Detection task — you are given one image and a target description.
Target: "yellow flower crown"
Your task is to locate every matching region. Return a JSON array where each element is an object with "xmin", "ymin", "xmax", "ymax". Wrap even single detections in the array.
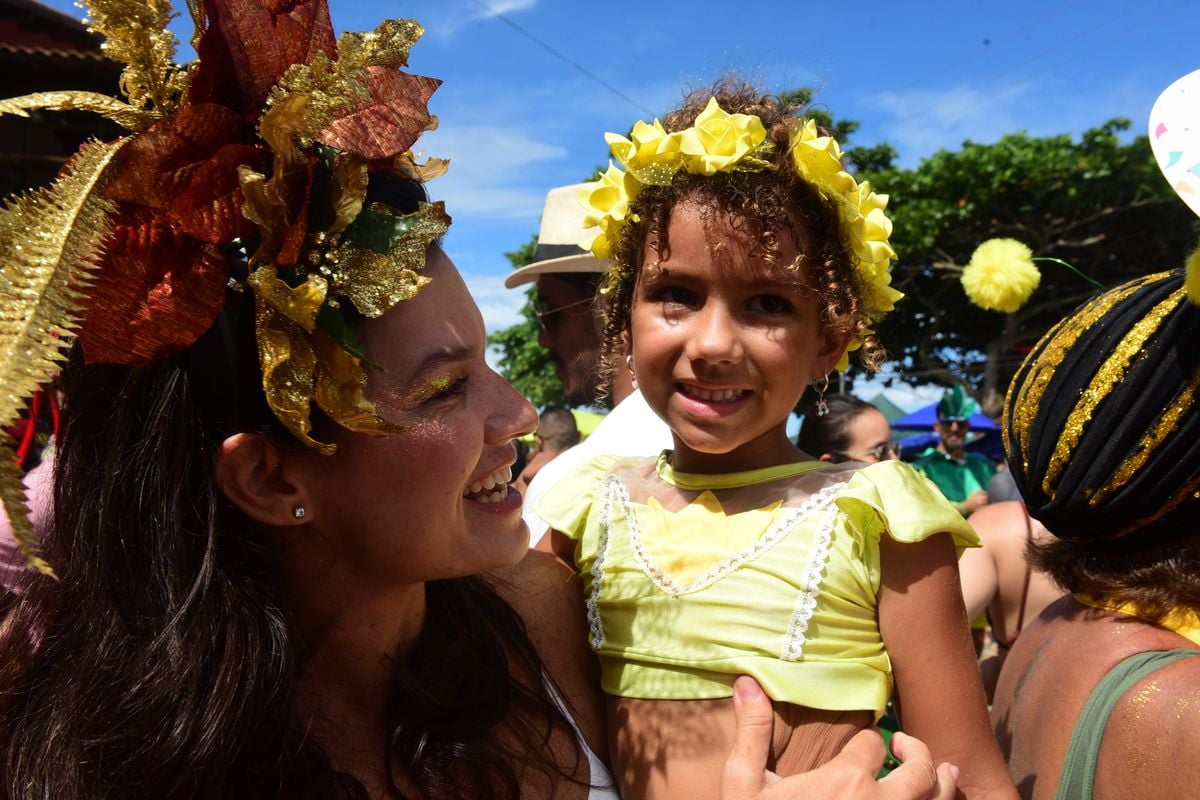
[{"xmin": 578, "ymin": 98, "xmax": 903, "ymax": 366}]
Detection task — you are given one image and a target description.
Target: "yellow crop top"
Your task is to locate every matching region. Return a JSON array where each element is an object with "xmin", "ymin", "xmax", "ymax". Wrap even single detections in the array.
[{"xmin": 537, "ymin": 454, "xmax": 979, "ymax": 718}]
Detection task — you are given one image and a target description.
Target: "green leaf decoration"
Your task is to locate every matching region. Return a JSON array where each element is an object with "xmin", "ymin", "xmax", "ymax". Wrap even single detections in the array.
[{"xmin": 340, "ymin": 208, "xmax": 413, "ymax": 253}]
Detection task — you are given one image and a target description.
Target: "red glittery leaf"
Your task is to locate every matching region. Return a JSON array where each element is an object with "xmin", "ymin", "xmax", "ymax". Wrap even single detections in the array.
[
  {"xmin": 276, "ymin": 153, "xmax": 317, "ymax": 267},
  {"xmin": 107, "ymin": 104, "xmax": 247, "ymax": 210},
  {"xmin": 80, "ymin": 208, "xmax": 230, "ymax": 365},
  {"xmin": 169, "ymin": 142, "xmax": 264, "ymax": 243},
  {"xmin": 191, "ymin": 0, "xmax": 336, "ymax": 114},
  {"xmin": 316, "ymin": 68, "xmax": 441, "ymax": 160}
]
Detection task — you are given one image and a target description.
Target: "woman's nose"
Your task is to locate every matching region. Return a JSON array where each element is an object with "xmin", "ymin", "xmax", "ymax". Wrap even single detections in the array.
[{"xmin": 486, "ymin": 370, "xmax": 538, "ymax": 444}]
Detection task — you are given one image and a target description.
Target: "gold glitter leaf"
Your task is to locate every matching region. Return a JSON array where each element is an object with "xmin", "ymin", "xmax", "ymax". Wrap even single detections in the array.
[
  {"xmin": 0, "ymin": 458, "xmax": 53, "ymax": 577},
  {"xmin": 0, "ymin": 91, "xmax": 158, "ymax": 132},
  {"xmin": 0, "ymin": 137, "xmax": 126, "ymax": 575},
  {"xmin": 311, "ymin": 331, "xmax": 405, "ymax": 438},
  {"xmin": 393, "ymin": 151, "xmax": 450, "ymax": 183},
  {"xmin": 241, "ymin": 93, "xmax": 312, "ymax": 264},
  {"xmin": 336, "ymin": 19, "xmax": 423, "ymax": 71},
  {"xmin": 334, "ymin": 201, "xmax": 448, "ymax": 317},
  {"xmin": 83, "ymin": 0, "xmax": 189, "ymax": 113},
  {"xmin": 254, "ymin": 294, "xmax": 334, "ymax": 455},
  {"xmin": 246, "ymin": 265, "xmax": 328, "ymax": 332},
  {"xmin": 328, "ymin": 153, "xmax": 368, "ymax": 237}
]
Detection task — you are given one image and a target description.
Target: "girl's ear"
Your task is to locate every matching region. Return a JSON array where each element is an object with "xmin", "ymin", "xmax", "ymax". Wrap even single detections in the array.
[
  {"xmin": 214, "ymin": 433, "xmax": 313, "ymax": 527},
  {"xmin": 818, "ymin": 453, "xmax": 835, "ymax": 462},
  {"xmin": 813, "ymin": 329, "xmax": 853, "ymax": 378}
]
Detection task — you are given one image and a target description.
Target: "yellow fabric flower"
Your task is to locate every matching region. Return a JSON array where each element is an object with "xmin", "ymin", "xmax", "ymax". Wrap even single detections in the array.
[
  {"xmin": 578, "ymin": 97, "xmax": 902, "ymax": 339},
  {"xmin": 1186, "ymin": 244, "xmax": 1200, "ymax": 306},
  {"xmin": 962, "ymin": 238, "xmax": 1042, "ymax": 313},
  {"xmin": 579, "ymin": 161, "xmax": 638, "ymax": 260},
  {"xmin": 676, "ymin": 97, "xmax": 767, "ymax": 176},
  {"xmin": 790, "ymin": 119, "xmax": 856, "ymax": 196},
  {"xmin": 606, "ymin": 119, "xmax": 682, "ymax": 186}
]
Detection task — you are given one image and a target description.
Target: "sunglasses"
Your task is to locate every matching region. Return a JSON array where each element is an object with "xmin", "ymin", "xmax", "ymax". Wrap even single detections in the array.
[{"xmin": 533, "ymin": 296, "xmax": 592, "ymax": 332}]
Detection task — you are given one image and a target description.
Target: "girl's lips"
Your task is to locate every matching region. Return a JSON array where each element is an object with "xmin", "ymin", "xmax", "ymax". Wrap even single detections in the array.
[{"xmin": 673, "ymin": 383, "xmax": 753, "ymax": 419}]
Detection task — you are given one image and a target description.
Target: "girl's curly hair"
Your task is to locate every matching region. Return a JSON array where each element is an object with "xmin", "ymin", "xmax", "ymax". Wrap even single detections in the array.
[{"xmin": 598, "ymin": 79, "xmax": 886, "ymax": 396}]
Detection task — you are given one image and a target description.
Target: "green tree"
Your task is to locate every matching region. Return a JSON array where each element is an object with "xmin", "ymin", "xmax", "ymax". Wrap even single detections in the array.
[
  {"xmin": 863, "ymin": 119, "xmax": 1198, "ymax": 413},
  {"xmin": 486, "ymin": 235, "xmax": 567, "ymax": 407}
]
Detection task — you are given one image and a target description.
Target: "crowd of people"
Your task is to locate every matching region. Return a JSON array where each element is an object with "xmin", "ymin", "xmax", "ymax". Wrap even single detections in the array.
[{"xmin": 0, "ymin": 1, "xmax": 1196, "ymax": 798}]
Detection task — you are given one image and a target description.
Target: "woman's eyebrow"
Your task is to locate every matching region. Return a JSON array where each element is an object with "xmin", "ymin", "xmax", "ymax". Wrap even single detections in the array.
[{"xmin": 410, "ymin": 344, "xmax": 476, "ymax": 383}]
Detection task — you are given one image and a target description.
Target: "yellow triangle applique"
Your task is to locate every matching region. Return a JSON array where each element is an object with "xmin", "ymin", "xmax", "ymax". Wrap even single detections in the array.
[{"xmin": 633, "ymin": 492, "xmax": 784, "ymax": 588}]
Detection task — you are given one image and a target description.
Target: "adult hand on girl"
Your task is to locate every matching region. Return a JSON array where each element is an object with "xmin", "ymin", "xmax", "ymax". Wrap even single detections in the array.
[{"xmin": 721, "ymin": 677, "xmax": 958, "ymax": 800}]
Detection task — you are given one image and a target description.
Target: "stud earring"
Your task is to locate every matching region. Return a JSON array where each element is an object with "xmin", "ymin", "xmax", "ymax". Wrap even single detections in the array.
[
  {"xmin": 292, "ymin": 506, "xmax": 307, "ymax": 519},
  {"xmin": 813, "ymin": 374, "xmax": 830, "ymax": 417}
]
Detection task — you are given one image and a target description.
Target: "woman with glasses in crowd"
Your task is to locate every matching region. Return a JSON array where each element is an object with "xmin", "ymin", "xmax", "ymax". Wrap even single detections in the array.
[{"xmin": 797, "ymin": 395, "xmax": 899, "ymax": 464}]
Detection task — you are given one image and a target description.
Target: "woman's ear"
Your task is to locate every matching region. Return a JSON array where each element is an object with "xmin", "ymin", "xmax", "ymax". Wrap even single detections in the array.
[
  {"xmin": 214, "ymin": 433, "xmax": 313, "ymax": 527},
  {"xmin": 818, "ymin": 453, "xmax": 835, "ymax": 463}
]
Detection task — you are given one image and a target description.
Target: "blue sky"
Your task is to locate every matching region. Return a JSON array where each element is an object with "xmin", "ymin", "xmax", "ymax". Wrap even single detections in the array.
[{"xmin": 39, "ymin": 0, "xmax": 1198, "ymax": 405}]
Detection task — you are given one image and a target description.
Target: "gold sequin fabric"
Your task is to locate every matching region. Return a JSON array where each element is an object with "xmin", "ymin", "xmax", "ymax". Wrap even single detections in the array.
[{"xmin": 1002, "ymin": 269, "xmax": 1200, "ymax": 543}]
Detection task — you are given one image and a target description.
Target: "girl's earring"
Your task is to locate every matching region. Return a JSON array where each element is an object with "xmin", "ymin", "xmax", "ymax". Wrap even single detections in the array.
[
  {"xmin": 625, "ymin": 354, "xmax": 635, "ymax": 377},
  {"xmin": 813, "ymin": 374, "xmax": 830, "ymax": 417}
]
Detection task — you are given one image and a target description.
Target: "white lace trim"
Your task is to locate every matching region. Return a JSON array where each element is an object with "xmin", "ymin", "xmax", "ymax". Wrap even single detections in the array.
[
  {"xmin": 780, "ymin": 501, "xmax": 842, "ymax": 661},
  {"xmin": 614, "ymin": 477, "xmax": 848, "ymax": 598},
  {"xmin": 587, "ymin": 475, "xmax": 622, "ymax": 650}
]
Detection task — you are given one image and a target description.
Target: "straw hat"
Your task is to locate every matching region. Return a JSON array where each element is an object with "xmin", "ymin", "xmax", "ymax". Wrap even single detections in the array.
[{"xmin": 504, "ymin": 183, "xmax": 609, "ymax": 288}]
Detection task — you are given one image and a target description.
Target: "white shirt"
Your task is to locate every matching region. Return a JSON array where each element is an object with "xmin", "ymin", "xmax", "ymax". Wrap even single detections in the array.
[{"xmin": 522, "ymin": 389, "xmax": 672, "ymax": 545}]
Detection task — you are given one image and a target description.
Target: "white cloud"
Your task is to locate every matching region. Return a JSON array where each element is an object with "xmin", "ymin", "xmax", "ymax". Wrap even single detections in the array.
[
  {"xmin": 463, "ymin": 271, "xmax": 528, "ymax": 332},
  {"xmin": 870, "ymin": 81, "xmax": 1035, "ymax": 165},
  {"xmin": 428, "ymin": 0, "xmax": 537, "ymax": 37},
  {"xmin": 420, "ymin": 123, "xmax": 568, "ymax": 218}
]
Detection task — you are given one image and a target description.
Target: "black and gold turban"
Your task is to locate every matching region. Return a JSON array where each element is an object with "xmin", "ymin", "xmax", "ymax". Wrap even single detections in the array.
[{"xmin": 1003, "ymin": 269, "xmax": 1200, "ymax": 543}]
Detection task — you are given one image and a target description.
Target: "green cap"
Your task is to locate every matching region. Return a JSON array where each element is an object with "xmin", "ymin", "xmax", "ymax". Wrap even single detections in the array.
[{"xmin": 937, "ymin": 385, "xmax": 977, "ymax": 421}]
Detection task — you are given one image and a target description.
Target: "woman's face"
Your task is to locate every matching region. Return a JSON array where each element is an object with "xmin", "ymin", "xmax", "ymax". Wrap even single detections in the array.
[
  {"xmin": 838, "ymin": 408, "xmax": 896, "ymax": 463},
  {"xmin": 300, "ymin": 249, "xmax": 538, "ymax": 586}
]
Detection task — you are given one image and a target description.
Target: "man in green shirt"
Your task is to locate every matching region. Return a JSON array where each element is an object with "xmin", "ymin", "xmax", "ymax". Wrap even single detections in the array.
[{"xmin": 914, "ymin": 386, "xmax": 996, "ymax": 515}]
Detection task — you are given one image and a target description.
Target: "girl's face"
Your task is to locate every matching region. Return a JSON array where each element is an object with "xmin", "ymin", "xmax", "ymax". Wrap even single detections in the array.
[
  {"xmin": 630, "ymin": 199, "xmax": 846, "ymax": 474},
  {"xmin": 299, "ymin": 249, "xmax": 538, "ymax": 587},
  {"xmin": 838, "ymin": 408, "xmax": 897, "ymax": 463}
]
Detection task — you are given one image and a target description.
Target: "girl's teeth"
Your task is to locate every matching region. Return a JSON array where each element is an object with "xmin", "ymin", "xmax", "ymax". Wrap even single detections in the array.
[{"xmin": 686, "ymin": 386, "xmax": 744, "ymax": 402}]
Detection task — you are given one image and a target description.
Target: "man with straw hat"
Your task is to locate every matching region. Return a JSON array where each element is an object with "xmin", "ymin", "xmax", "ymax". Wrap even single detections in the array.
[{"xmin": 505, "ymin": 184, "xmax": 670, "ymax": 544}]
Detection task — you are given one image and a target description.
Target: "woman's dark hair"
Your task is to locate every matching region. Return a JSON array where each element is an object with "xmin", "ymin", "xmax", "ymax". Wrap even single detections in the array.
[
  {"xmin": 796, "ymin": 394, "xmax": 876, "ymax": 461},
  {"xmin": 599, "ymin": 79, "xmax": 886, "ymax": 393},
  {"xmin": 0, "ymin": 175, "xmax": 584, "ymax": 798}
]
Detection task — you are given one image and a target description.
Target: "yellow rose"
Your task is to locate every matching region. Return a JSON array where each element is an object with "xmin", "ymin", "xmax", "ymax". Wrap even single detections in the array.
[
  {"xmin": 578, "ymin": 162, "xmax": 639, "ymax": 259},
  {"xmin": 607, "ymin": 119, "xmax": 682, "ymax": 185},
  {"xmin": 677, "ymin": 98, "xmax": 767, "ymax": 176},
  {"xmin": 790, "ymin": 120, "xmax": 856, "ymax": 196}
]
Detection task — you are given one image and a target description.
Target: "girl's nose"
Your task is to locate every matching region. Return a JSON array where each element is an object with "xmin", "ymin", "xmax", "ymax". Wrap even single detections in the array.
[{"xmin": 687, "ymin": 304, "xmax": 742, "ymax": 365}]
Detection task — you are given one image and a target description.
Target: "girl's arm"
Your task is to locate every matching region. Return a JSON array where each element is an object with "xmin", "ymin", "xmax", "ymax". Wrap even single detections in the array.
[
  {"xmin": 535, "ymin": 528, "xmax": 577, "ymax": 566},
  {"xmin": 878, "ymin": 533, "xmax": 1017, "ymax": 800}
]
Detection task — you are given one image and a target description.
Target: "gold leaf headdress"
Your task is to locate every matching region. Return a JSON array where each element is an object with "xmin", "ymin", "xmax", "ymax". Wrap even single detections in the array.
[{"xmin": 0, "ymin": 0, "xmax": 450, "ymax": 573}]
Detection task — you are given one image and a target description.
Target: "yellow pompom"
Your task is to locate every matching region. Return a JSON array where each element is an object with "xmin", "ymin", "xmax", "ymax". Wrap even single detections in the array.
[
  {"xmin": 962, "ymin": 238, "xmax": 1042, "ymax": 313},
  {"xmin": 1186, "ymin": 244, "xmax": 1200, "ymax": 306}
]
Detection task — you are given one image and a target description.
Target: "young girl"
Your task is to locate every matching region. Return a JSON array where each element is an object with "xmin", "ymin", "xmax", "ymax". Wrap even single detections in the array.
[{"xmin": 537, "ymin": 83, "xmax": 1016, "ymax": 799}]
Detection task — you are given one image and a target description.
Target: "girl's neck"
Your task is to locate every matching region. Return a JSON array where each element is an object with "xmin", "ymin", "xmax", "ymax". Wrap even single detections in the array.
[{"xmin": 670, "ymin": 430, "xmax": 805, "ymax": 474}]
